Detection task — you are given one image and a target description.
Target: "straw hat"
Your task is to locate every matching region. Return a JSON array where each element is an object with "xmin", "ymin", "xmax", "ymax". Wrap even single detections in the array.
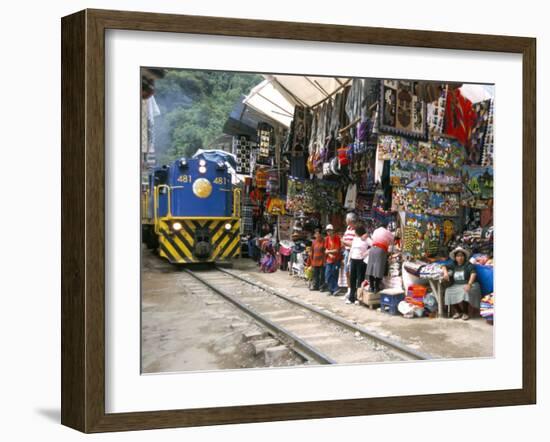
[{"xmin": 449, "ymin": 246, "xmax": 471, "ymax": 261}]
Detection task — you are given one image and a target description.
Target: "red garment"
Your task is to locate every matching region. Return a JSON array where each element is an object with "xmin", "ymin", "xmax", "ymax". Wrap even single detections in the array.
[
  {"xmin": 310, "ymin": 238, "xmax": 326, "ymax": 267},
  {"xmin": 373, "ymin": 242, "xmax": 389, "ymax": 252},
  {"xmin": 444, "ymin": 88, "xmax": 476, "ymax": 146},
  {"xmin": 324, "ymin": 234, "xmax": 342, "ymax": 264},
  {"xmin": 249, "ymin": 188, "xmax": 264, "ymax": 216}
]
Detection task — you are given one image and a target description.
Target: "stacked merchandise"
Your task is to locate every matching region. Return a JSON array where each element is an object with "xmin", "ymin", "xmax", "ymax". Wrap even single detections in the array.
[
  {"xmin": 383, "ymin": 251, "xmax": 403, "ymax": 289},
  {"xmin": 450, "ymin": 226, "xmax": 494, "ymax": 255},
  {"xmin": 480, "ymin": 293, "xmax": 494, "ymax": 324},
  {"xmin": 233, "ymin": 135, "xmax": 252, "ymax": 175},
  {"xmin": 418, "ymin": 263, "xmax": 445, "ymax": 280}
]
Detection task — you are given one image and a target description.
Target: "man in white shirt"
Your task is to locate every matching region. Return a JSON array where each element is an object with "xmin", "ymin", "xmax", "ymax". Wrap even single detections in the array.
[{"xmin": 342, "ymin": 212, "xmax": 357, "ymax": 297}]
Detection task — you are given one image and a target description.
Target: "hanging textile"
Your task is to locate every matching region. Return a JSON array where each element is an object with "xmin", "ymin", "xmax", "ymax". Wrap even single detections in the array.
[
  {"xmin": 241, "ymin": 205, "xmax": 254, "ymax": 234},
  {"xmin": 481, "ymin": 99, "xmax": 494, "ymax": 167},
  {"xmin": 357, "ymin": 145, "xmax": 377, "ymax": 192},
  {"xmin": 399, "ymin": 137, "xmax": 419, "ymax": 162},
  {"xmin": 327, "ymin": 92, "xmax": 343, "ymax": 141},
  {"xmin": 427, "ymin": 192, "xmax": 461, "ymax": 217},
  {"xmin": 427, "ymin": 166, "xmax": 463, "ymax": 192},
  {"xmin": 468, "ymin": 99, "xmax": 492, "ymax": 165},
  {"xmin": 266, "ymin": 170, "xmax": 279, "ymax": 195},
  {"xmin": 255, "ymin": 167, "xmax": 268, "ymax": 189},
  {"xmin": 291, "ymin": 105, "xmax": 307, "ymax": 150},
  {"xmin": 285, "ymin": 177, "xmax": 305, "ymax": 214},
  {"xmin": 403, "ymin": 214, "xmax": 441, "ymax": 259},
  {"xmin": 431, "ymin": 136, "xmax": 466, "ymax": 169},
  {"xmin": 417, "ymin": 141, "xmax": 435, "ymax": 165},
  {"xmin": 233, "ymin": 135, "xmax": 252, "ymax": 175},
  {"xmin": 426, "ymin": 85, "xmax": 448, "ymax": 135},
  {"xmin": 257, "ymin": 122, "xmax": 275, "ymax": 166},
  {"xmin": 461, "ymin": 166, "xmax": 494, "ymax": 208},
  {"xmin": 390, "ymin": 160, "xmax": 428, "ymax": 188},
  {"xmin": 444, "ymin": 87, "xmax": 476, "ymax": 146},
  {"xmin": 391, "ymin": 187, "xmax": 429, "ymax": 214},
  {"xmin": 379, "ymin": 79, "xmax": 428, "ymax": 140},
  {"xmin": 344, "ymin": 183, "xmax": 357, "ymax": 209},
  {"xmin": 377, "ymin": 134, "xmax": 400, "ymax": 160},
  {"xmin": 345, "ymin": 78, "xmax": 368, "ymax": 123}
]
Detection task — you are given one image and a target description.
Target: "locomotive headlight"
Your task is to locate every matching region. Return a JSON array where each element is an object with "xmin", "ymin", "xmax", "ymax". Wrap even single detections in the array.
[
  {"xmin": 199, "ymin": 159, "xmax": 206, "ymax": 166},
  {"xmin": 224, "ymin": 223, "xmax": 232, "ymax": 231},
  {"xmin": 172, "ymin": 222, "xmax": 182, "ymax": 231},
  {"xmin": 199, "ymin": 166, "xmax": 207, "ymax": 174},
  {"xmin": 192, "ymin": 178, "xmax": 213, "ymax": 198}
]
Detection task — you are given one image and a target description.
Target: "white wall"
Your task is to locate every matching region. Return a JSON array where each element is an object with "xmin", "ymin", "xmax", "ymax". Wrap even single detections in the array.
[{"xmin": 0, "ymin": 0, "xmax": 546, "ymax": 440}]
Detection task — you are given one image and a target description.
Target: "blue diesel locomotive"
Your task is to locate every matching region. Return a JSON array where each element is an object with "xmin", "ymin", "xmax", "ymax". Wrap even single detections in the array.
[{"xmin": 142, "ymin": 155, "xmax": 241, "ymax": 263}]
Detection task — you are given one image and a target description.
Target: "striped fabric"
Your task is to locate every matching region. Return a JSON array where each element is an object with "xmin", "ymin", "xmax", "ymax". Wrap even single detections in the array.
[{"xmin": 343, "ymin": 226, "xmax": 355, "ymax": 250}]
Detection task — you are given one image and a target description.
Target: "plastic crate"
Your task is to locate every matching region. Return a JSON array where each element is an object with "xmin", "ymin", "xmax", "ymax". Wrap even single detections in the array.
[{"xmin": 380, "ymin": 292, "xmax": 405, "ymax": 315}]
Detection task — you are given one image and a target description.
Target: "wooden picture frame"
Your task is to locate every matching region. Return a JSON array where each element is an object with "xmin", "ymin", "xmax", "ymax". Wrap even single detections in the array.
[{"xmin": 61, "ymin": 8, "xmax": 536, "ymax": 433}]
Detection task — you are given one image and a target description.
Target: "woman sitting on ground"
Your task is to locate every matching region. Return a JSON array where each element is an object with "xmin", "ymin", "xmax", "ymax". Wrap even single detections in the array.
[{"xmin": 442, "ymin": 246, "xmax": 481, "ymax": 321}]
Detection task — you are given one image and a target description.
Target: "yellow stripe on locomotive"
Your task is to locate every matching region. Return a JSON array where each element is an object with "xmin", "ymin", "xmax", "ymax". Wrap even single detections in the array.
[{"xmin": 157, "ymin": 218, "xmax": 241, "ymax": 264}]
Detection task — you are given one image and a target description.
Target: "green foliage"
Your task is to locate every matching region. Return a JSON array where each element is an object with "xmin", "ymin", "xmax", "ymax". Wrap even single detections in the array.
[{"xmin": 153, "ymin": 69, "xmax": 262, "ymax": 164}]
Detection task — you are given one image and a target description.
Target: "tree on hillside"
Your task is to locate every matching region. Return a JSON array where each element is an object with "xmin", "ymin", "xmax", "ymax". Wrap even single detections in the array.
[{"xmin": 153, "ymin": 69, "xmax": 262, "ymax": 164}]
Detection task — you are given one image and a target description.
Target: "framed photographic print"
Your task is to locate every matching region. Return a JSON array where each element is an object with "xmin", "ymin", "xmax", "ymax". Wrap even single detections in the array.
[{"xmin": 61, "ymin": 9, "xmax": 536, "ymax": 433}]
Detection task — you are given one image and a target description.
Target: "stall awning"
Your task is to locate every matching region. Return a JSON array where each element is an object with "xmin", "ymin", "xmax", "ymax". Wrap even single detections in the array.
[
  {"xmin": 243, "ymin": 75, "xmax": 351, "ymax": 127},
  {"xmin": 244, "ymin": 75, "xmax": 494, "ymax": 128},
  {"xmin": 459, "ymin": 84, "xmax": 495, "ymax": 104}
]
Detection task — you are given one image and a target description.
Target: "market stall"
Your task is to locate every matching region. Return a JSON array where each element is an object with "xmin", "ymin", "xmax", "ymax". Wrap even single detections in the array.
[{"xmin": 227, "ymin": 75, "xmax": 494, "ymax": 323}]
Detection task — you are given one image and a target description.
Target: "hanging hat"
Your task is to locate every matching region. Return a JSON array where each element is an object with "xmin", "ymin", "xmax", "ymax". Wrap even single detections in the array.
[
  {"xmin": 325, "ymin": 224, "xmax": 334, "ymax": 231},
  {"xmin": 449, "ymin": 246, "xmax": 471, "ymax": 261}
]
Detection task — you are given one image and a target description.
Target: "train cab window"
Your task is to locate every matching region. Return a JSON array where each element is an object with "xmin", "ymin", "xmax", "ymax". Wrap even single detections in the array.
[{"xmin": 153, "ymin": 168, "xmax": 168, "ymax": 185}]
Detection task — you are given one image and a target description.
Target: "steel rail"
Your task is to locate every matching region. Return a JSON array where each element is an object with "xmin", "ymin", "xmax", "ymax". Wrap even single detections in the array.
[
  {"xmin": 183, "ymin": 268, "xmax": 337, "ymax": 365},
  {"xmin": 217, "ymin": 267, "xmax": 433, "ymax": 361}
]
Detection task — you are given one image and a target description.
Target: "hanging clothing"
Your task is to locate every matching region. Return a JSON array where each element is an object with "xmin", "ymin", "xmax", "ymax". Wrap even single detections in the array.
[
  {"xmin": 344, "ymin": 183, "xmax": 357, "ymax": 210},
  {"xmin": 345, "ymin": 78, "xmax": 368, "ymax": 123}
]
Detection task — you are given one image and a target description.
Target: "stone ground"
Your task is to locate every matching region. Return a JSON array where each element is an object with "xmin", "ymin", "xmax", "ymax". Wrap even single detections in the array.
[
  {"xmin": 141, "ymin": 249, "xmax": 305, "ymax": 373},
  {"xmin": 231, "ymin": 259, "xmax": 494, "ymax": 360}
]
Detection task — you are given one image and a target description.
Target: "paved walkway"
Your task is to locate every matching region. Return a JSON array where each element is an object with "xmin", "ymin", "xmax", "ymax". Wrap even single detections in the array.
[{"xmin": 232, "ymin": 259, "xmax": 494, "ymax": 359}]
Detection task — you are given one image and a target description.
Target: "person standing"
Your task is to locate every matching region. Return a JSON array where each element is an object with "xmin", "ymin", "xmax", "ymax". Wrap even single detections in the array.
[
  {"xmin": 365, "ymin": 225, "xmax": 393, "ymax": 293},
  {"xmin": 324, "ymin": 224, "xmax": 342, "ymax": 296},
  {"xmin": 347, "ymin": 225, "xmax": 370, "ymax": 305},
  {"xmin": 309, "ymin": 229, "xmax": 326, "ymax": 291},
  {"xmin": 342, "ymin": 212, "xmax": 357, "ymax": 297}
]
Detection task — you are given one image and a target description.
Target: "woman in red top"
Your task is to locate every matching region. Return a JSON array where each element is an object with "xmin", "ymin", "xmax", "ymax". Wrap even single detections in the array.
[
  {"xmin": 324, "ymin": 224, "xmax": 343, "ymax": 295},
  {"xmin": 309, "ymin": 229, "xmax": 326, "ymax": 291}
]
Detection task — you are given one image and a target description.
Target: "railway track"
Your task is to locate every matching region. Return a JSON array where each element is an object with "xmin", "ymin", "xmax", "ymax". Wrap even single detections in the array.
[{"xmin": 183, "ymin": 267, "xmax": 432, "ymax": 366}]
